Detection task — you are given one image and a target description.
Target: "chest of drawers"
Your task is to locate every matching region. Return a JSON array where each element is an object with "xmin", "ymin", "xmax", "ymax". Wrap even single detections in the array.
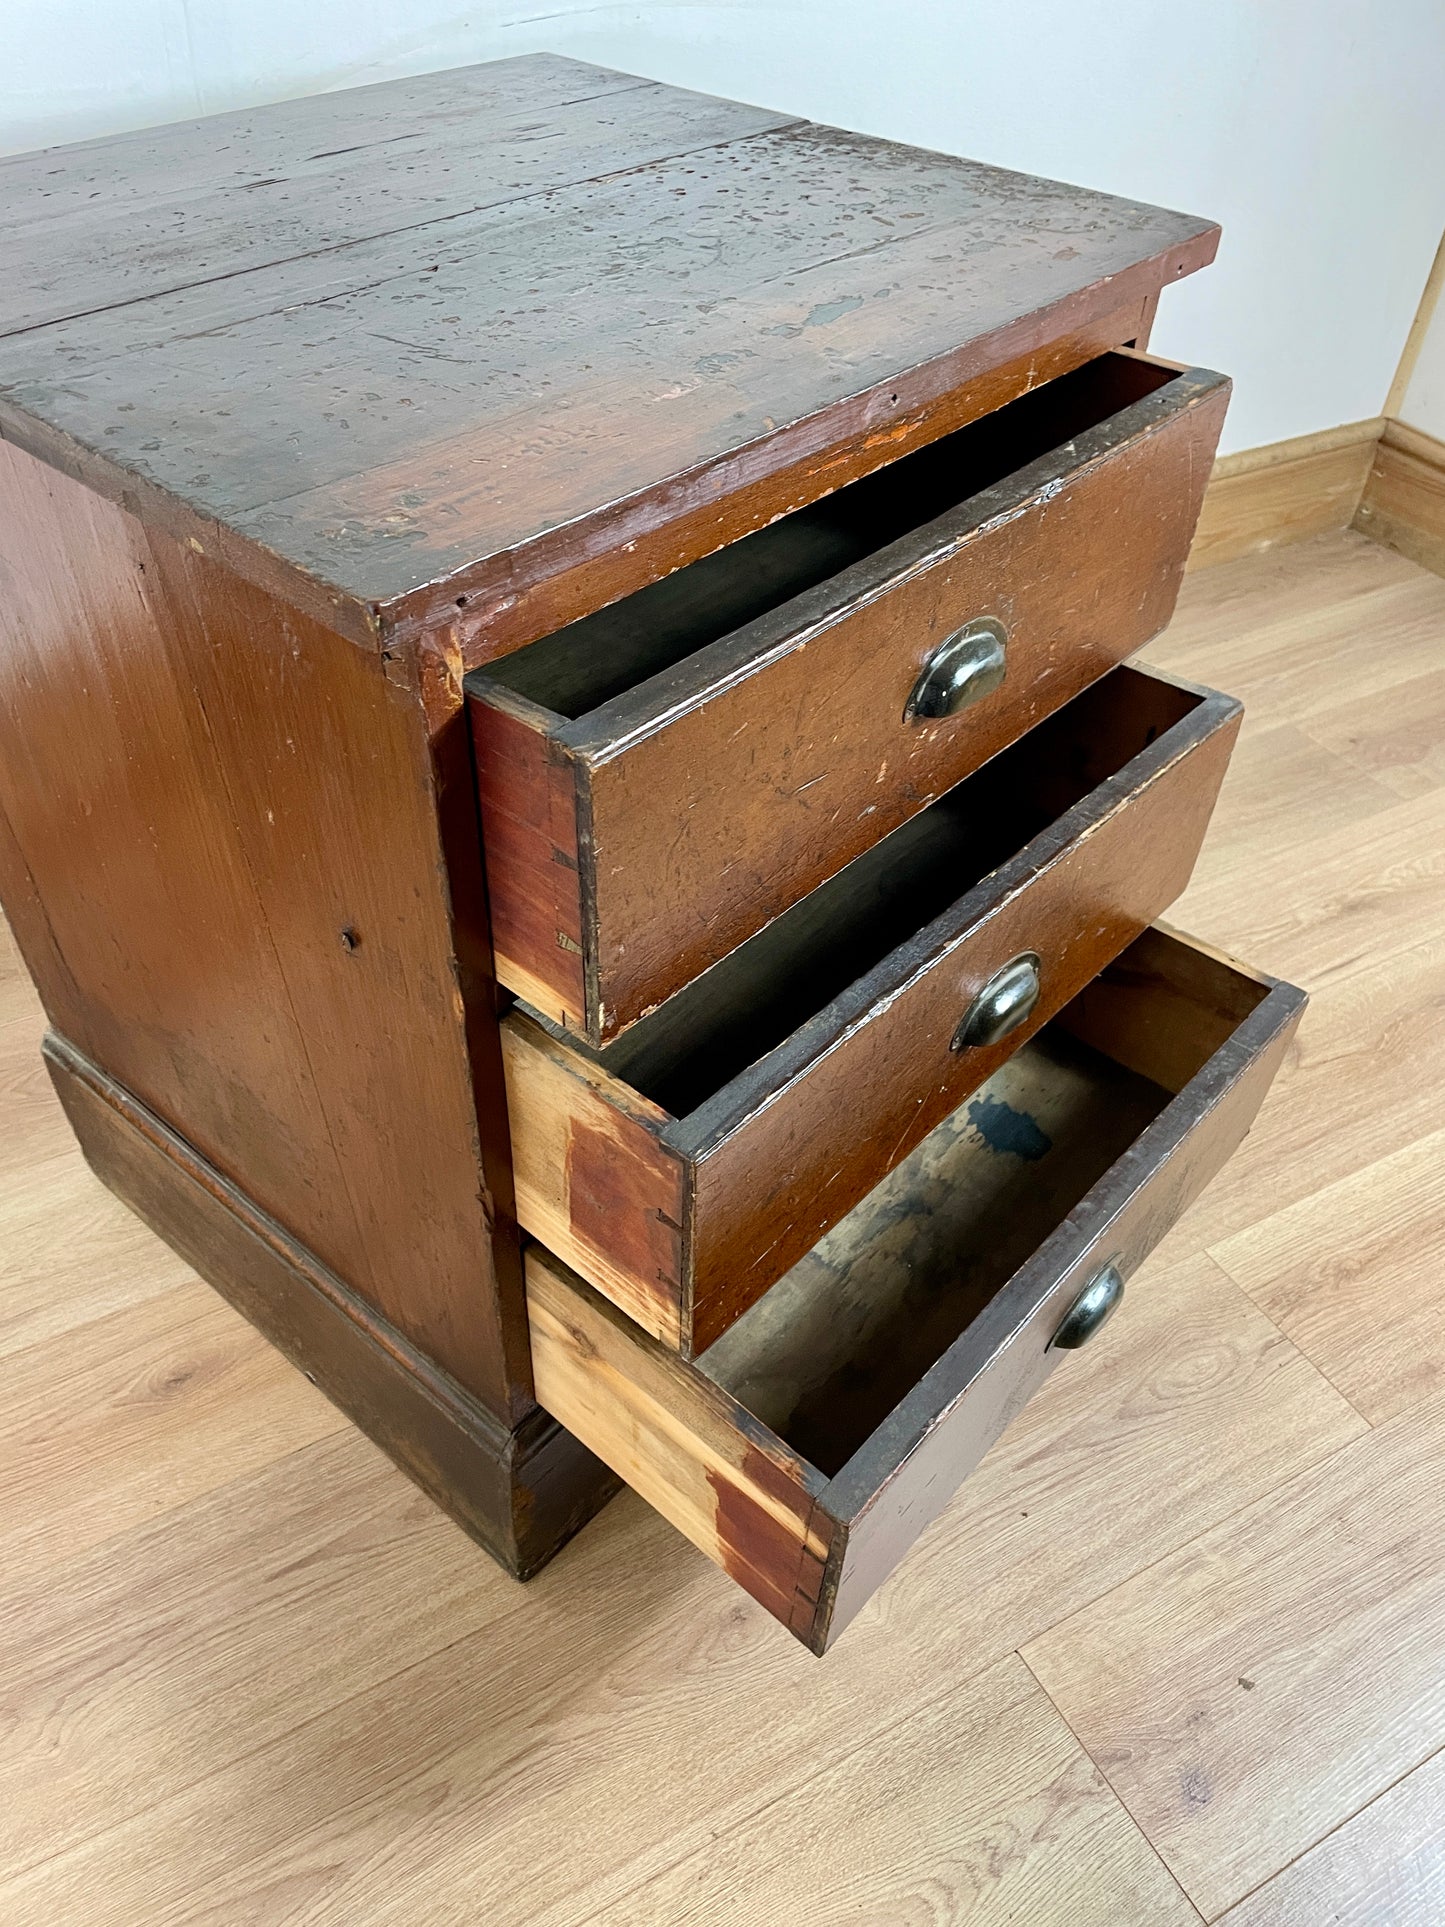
[{"xmin": 0, "ymin": 53, "xmax": 1303, "ymax": 1651}]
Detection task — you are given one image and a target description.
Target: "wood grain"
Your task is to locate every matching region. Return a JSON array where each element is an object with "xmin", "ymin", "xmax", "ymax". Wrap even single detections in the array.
[
  {"xmin": 0, "ymin": 1192, "xmax": 1358, "ymax": 1925},
  {"xmin": 527, "ymin": 1246, "xmax": 833, "ymax": 1634},
  {"xmin": 1181, "ymin": 781, "xmax": 1445, "ymax": 993},
  {"xmin": 470, "ymin": 689, "xmax": 587, "ymax": 1029},
  {"xmin": 1151, "ymin": 527, "xmax": 1445, "ymax": 725},
  {"xmin": 1024, "ymin": 1390, "xmax": 1445, "ymax": 1918},
  {"xmin": 595, "ymin": 1656, "xmax": 1203, "ymax": 1926},
  {"xmin": 0, "ymin": 1428, "xmax": 540, "ymax": 1885},
  {"xmin": 502, "ymin": 1022, "xmax": 686, "ymax": 1346},
  {"xmin": 0, "ymin": 56, "xmax": 1217, "ymax": 649},
  {"xmin": 0, "ymin": 1141, "xmax": 191, "ymax": 1357},
  {"xmin": 1216, "ymin": 1743, "xmax": 1445, "ymax": 1926},
  {"xmin": 0, "ymin": 436, "xmax": 528, "ymax": 1417},
  {"xmin": 1189, "ymin": 418, "xmax": 1381, "ymax": 568},
  {"xmin": 528, "ymin": 930, "xmax": 1304, "ymax": 1651},
  {"xmin": 0, "ymin": 1278, "xmax": 343, "ymax": 1590},
  {"xmin": 1303, "ymin": 664, "xmax": 1445, "ymax": 799},
  {"xmin": 1213, "ymin": 1127, "xmax": 1445, "ymax": 1424},
  {"xmin": 43, "ymin": 1032, "xmax": 616, "ymax": 1579}
]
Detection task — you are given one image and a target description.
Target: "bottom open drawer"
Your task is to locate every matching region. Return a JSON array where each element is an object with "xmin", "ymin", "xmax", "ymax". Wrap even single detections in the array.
[{"xmin": 527, "ymin": 927, "xmax": 1305, "ymax": 1653}]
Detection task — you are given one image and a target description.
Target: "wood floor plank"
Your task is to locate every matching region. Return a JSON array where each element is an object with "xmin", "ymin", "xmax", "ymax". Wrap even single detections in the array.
[
  {"xmin": 846, "ymin": 1248, "xmax": 1364, "ymax": 1662},
  {"xmin": 0, "ymin": 955, "xmax": 40, "ymax": 1028},
  {"xmin": 0, "ymin": 1013, "xmax": 72, "ymax": 1181},
  {"xmin": 1187, "ymin": 719, "xmax": 1399, "ymax": 869},
  {"xmin": 1023, "ymin": 1392, "xmax": 1445, "ymax": 1919},
  {"xmin": 1303, "ymin": 666, "xmax": 1445, "ymax": 800},
  {"xmin": 0, "ymin": 1428, "xmax": 534, "ymax": 1881},
  {"xmin": 594, "ymin": 1656, "xmax": 1202, "ymax": 1927},
  {"xmin": 0, "ymin": 1146, "xmax": 192, "ymax": 1357},
  {"xmin": 1215, "ymin": 1743, "xmax": 1445, "ymax": 1927},
  {"xmin": 1212, "ymin": 1128, "xmax": 1445, "ymax": 1424},
  {"xmin": 0, "ymin": 1246, "xmax": 1356, "ymax": 1926},
  {"xmin": 0, "ymin": 1280, "xmax": 345, "ymax": 1586},
  {"xmin": 1145, "ymin": 933, "xmax": 1445, "ymax": 1254},
  {"xmin": 1175, "ymin": 785, "xmax": 1445, "ymax": 992},
  {"xmin": 1150, "ymin": 533, "xmax": 1445, "ymax": 725},
  {"xmin": 1163, "ymin": 530, "xmax": 1417, "ymax": 666}
]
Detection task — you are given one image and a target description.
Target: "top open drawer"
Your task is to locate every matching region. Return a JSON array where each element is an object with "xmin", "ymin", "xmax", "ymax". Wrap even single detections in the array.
[{"xmin": 467, "ymin": 350, "xmax": 1229, "ymax": 1043}]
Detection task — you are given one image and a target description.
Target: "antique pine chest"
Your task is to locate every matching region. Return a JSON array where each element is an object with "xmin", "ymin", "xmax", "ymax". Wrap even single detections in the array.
[{"xmin": 0, "ymin": 54, "xmax": 1304, "ymax": 1652}]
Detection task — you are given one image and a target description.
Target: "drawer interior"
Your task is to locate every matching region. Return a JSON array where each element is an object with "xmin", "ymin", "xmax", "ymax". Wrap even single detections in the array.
[
  {"xmin": 482, "ymin": 352, "xmax": 1184, "ymax": 721},
  {"xmin": 696, "ymin": 1022, "xmax": 1169, "ymax": 1475},
  {"xmin": 699, "ymin": 926, "xmax": 1278, "ymax": 1476},
  {"xmin": 567, "ymin": 663, "xmax": 1206, "ymax": 1121}
]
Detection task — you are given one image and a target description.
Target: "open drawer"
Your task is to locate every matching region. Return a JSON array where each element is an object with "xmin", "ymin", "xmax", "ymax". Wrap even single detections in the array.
[
  {"xmin": 528, "ymin": 927, "xmax": 1306, "ymax": 1654},
  {"xmin": 468, "ymin": 350, "xmax": 1229, "ymax": 1042},
  {"xmin": 503, "ymin": 664, "xmax": 1240, "ymax": 1355}
]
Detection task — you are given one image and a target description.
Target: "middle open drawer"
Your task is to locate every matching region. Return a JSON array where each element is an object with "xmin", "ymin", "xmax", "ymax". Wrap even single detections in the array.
[{"xmin": 502, "ymin": 662, "xmax": 1239, "ymax": 1355}]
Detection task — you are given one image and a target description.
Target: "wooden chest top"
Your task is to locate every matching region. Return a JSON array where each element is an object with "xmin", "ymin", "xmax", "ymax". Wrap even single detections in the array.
[{"xmin": 0, "ymin": 53, "xmax": 1217, "ymax": 648}]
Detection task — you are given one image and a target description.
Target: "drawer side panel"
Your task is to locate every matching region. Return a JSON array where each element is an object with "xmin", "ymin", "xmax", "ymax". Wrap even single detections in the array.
[
  {"xmin": 503, "ymin": 1019, "xmax": 687, "ymax": 1348},
  {"xmin": 527, "ymin": 1247, "xmax": 833, "ymax": 1631},
  {"xmin": 470, "ymin": 692, "xmax": 588, "ymax": 1029}
]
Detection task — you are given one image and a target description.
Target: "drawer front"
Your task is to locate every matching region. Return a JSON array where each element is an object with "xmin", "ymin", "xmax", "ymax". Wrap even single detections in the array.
[
  {"xmin": 527, "ymin": 928, "xmax": 1307, "ymax": 1654},
  {"xmin": 470, "ymin": 353, "xmax": 1230, "ymax": 1043},
  {"xmin": 505, "ymin": 667, "xmax": 1240, "ymax": 1354}
]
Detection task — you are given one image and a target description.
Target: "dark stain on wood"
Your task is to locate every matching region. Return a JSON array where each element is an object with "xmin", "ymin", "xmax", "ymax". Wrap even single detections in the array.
[
  {"xmin": 706, "ymin": 1447, "xmax": 831, "ymax": 1627},
  {"xmin": 966, "ymin": 1094, "xmax": 1053, "ymax": 1161},
  {"xmin": 565, "ymin": 1114, "xmax": 684, "ymax": 1309}
]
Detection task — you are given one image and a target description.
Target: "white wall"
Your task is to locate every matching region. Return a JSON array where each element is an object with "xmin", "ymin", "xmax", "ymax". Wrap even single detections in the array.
[{"xmin": 4, "ymin": 1, "xmax": 1445, "ymax": 455}]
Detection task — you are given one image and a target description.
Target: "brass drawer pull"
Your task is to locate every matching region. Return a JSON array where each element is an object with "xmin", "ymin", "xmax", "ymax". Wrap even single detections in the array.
[
  {"xmin": 1051, "ymin": 1264, "xmax": 1125, "ymax": 1350},
  {"xmin": 952, "ymin": 951, "xmax": 1041, "ymax": 1051},
  {"xmin": 905, "ymin": 616, "xmax": 1008, "ymax": 721}
]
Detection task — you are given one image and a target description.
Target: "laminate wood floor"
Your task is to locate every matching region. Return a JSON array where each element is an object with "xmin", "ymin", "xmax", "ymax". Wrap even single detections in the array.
[{"xmin": 2, "ymin": 529, "xmax": 1443, "ymax": 1925}]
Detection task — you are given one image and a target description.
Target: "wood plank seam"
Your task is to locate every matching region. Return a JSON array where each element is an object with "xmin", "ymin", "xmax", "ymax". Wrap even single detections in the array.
[
  {"xmin": 1203, "ymin": 1231, "xmax": 1383, "ymax": 1431},
  {"xmin": 1016, "ymin": 1342, "xmax": 1377, "ymax": 1687},
  {"xmin": 0, "ymin": 100, "xmax": 806, "ymax": 347},
  {"xmin": 1212, "ymin": 1732, "xmax": 1445, "ymax": 1923},
  {"xmin": 1015, "ymin": 1649, "xmax": 1211, "ymax": 1924}
]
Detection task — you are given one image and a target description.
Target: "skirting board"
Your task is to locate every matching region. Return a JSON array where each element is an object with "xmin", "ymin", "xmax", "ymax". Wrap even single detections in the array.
[
  {"xmin": 1188, "ymin": 418, "xmax": 1383, "ymax": 570},
  {"xmin": 1355, "ymin": 418, "xmax": 1445, "ymax": 578},
  {"xmin": 43, "ymin": 1030, "xmax": 619, "ymax": 1580}
]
